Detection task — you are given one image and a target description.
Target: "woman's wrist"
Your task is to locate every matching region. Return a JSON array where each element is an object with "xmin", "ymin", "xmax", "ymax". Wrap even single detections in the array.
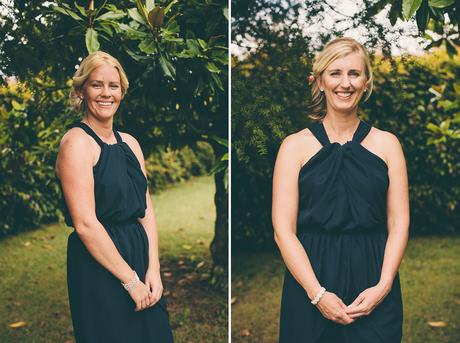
[
  {"xmin": 305, "ymin": 283, "xmax": 322, "ymax": 301},
  {"xmin": 377, "ymin": 278, "xmax": 393, "ymax": 293}
]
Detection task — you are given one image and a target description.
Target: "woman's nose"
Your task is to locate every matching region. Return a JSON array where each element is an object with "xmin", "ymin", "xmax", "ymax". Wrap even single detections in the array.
[
  {"xmin": 340, "ymin": 76, "xmax": 351, "ymax": 87},
  {"xmin": 100, "ymin": 85, "xmax": 111, "ymax": 96}
]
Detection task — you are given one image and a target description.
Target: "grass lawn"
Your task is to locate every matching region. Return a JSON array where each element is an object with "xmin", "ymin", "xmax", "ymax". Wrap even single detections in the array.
[
  {"xmin": 232, "ymin": 236, "xmax": 460, "ymax": 343},
  {"xmin": 0, "ymin": 175, "xmax": 227, "ymax": 343}
]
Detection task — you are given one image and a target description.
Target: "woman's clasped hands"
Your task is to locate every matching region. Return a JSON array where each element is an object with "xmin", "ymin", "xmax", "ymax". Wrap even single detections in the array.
[
  {"xmin": 128, "ymin": 268, "xmax": 164, "ymax": 312},
  {"xmin": 315, "ymin": 283, "xmax": 390, "ymax": 325}
]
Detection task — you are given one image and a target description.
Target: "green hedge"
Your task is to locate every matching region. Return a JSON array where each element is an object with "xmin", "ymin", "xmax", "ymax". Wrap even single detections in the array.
[
  {"xmin": 0, "ymin": 80, "xmax": 213, "ymax": 237},
  {"xmin": 232, "ymin": 48, "xmax": 460, "ymax": 250}
]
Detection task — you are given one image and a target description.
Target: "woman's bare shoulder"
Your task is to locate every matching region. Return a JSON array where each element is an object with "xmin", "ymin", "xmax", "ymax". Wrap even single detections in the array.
[
  {"xmin": 59, "ymin": 127, "xmax": 93, "ymax": 152},
  {"xmin": 368, "ymin": 126, "xmax": 401, "ymax": 148}
]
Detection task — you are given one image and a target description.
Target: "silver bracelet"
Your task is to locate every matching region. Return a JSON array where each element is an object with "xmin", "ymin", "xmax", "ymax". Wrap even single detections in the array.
[
  {"xmin": 121, "ymin": 270, "xmax": 140, "ymax": 292},
  {"xmin": 311, "ymin": 286, "xmax": 326, "ymax": 305}
]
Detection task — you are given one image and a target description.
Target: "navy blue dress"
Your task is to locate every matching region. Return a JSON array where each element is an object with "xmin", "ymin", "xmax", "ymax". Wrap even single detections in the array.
[
  {"xmin": 279, "ymin": 120, "xmax": 403, "ymax": 343},
  {"xmin": 60, "ymin": 122, "xmax": 174, "ymax": 343}
]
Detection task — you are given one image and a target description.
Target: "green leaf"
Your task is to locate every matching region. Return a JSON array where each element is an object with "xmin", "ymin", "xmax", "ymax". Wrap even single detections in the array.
[
  {"xmin": 138, "ymin": 39, "xmax": 156, "ymax": 54},
  {"xmin": 416, "ymin": 0, "xmax": 430, "ymax": 32},
  {"xmin": 148, "ymin": 7, "xmax": 165, "ymax": 27},
  {"xmin": 85, "ymin": 28, "xmax": 100, "ymax": 53},
  {"xmin": 223, "ymin": 6, "xmax": 228, "ymax": 20},
  {"xmin": 52, "ymin": 5, "xmax": 83, "ymax": 21},
  {"xmin": 159, "ymin": 54, "xmax": 176, "ymax": 79},
  {"xmin": 446, "ymin": 39, "xmax": 457, "ymax": 58},
  {"xmin": 426, "ymin": 122, "xmax": 440, "ymax": 132},
  {"xmin": 96, "ymin": 11, "xmax": 125, "ymax": 21},
  {"xmin": 206, "ymin": 62, "xmax": 220, "ymax": 73},
  {"xmin": 118, "ymin": 23, "xmax": 148, "ymax": 39},
  {"xmin": 74, "ymin": 2, "xmax": 87, "ymax": 17},
  {"xmin": 210, "ymin": 73, "xmax": 224, "ymax": 91},
  {"xmin": 146, "ymin": 0, "xmax": 155, "ymax": 12},
  {"xmin": 428, "ymin": 0, "xmax": 455, "ymax": 8},
  {"xmin": 164, "ymin": 0, "xmax": 178, "ymax": 14},
  {"xmin": 128, "ymin": 8, "xmax": 146, "ymax": 24},
  {"xmin": 403, "ymin": 0, "xmax": 422, "ymax": 19}
]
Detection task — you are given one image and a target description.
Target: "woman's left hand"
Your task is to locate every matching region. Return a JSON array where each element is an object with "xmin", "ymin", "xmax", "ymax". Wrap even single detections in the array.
[
  {"xmin": 344, "ymin": 283, "xmax": 391, "ymax": 319},
  {"xmin": 144, "ymin": 268, "xmax": 164, "ymax": 307}
]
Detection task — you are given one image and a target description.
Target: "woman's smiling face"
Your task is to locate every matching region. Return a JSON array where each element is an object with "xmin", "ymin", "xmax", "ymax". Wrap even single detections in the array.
[
  {"xmin": 80, "ymin": 64, "xmax": 123, "ymax": 120},
  {"xmin": 318, "ymin": 52, "xmax": 368, "ymax": 114}
]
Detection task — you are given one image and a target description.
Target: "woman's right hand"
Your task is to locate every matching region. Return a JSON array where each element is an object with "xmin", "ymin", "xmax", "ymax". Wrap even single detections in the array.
[
  {"xmin": 128, "ymin": 281, "xmax": 154, "ymax": 312},
  {"xmin": 315, "ymin": 291, "xmax": 355, "ymax": 325}
]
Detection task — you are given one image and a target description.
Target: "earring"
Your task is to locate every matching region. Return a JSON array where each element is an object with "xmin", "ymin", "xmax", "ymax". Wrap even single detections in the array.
[
  {"xmin": 320, "ymin": 89, "xmax": 324, "ymax": 92},
  {"xmin": 364, "ymin": 89, "xmax": 367, "ymax": 92}
]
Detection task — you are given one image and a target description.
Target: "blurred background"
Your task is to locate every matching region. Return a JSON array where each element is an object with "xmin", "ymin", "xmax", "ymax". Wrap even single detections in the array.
[
  {"xmin": 0, "ymin": 0, "xmax": 228, "ymax": 342},
  {"xmin": 231, "ymin": 0, "xmax": 459, "ymax": 342}
]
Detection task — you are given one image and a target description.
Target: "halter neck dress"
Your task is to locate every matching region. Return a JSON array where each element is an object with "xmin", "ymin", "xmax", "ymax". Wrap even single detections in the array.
[
  {"xmin": 60, "ymin": 122, "xmax": 173, "ymax": 343},
  {"xmin": 279, "ymin": 120, "xmax": 403, "ymax": 343}
]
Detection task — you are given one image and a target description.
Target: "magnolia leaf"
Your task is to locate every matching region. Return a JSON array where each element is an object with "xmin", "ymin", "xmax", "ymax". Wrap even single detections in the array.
[
  {"xmin": 427, "ymin": 321, "xmax": 447, "ymax": 327},
  {"xmin": 8, "ymin": 321, "xmax": 27, "ymax": 328},
  {"xmin": 128, "ymin": 8, "xmax": 146, "ymax": 24},
  {"xmin": 159, "ymin": 54, "xmax": 176, "ymax": 79},
  {"xmin": 146, "ymin": 0, "xmax": 155, "ymax": 12},
  {"xmin": 164, "ymin": 0, "xmax": 178, "ymax": 14},
  {"xmin": 402, "ymin": 0, "xmax": 422, "ymax": 19},
  {"xmin": 138, "ymin": 39, "xmax": 156, "ymax": 54},
  {"xmin": 96, "ymin": 11, "xmax": 125, "ymax": 21},
  {"xmin": 148, "ymin": 7, "xmax": 165, "ymax": 27},
  {"xmin": 223, "ymin": 6, "xmax": 228, "ymax": 20},
  {"xmin": 52, "ymin": 5, "xmax": 83, "ymax": 21},
  {"xmin": 206, "ymin": 62, "xmax": 220, "ymax": 73},
  {"xmin": 428, "ymin": 0, "xmax": 455, "ymax": 8},
  {"xmin": 85, "ymin": 28, "xmax": 100, "ymax": 53}
]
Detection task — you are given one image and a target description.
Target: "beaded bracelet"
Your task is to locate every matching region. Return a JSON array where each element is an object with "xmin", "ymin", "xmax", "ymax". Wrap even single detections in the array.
[
  {"xmin": 121, "ymin": 270, "xmax": 140, "ymax": 292},
  {"xmin": 311, "ymin": 286, "xmax": 326, "ymax": 305}
]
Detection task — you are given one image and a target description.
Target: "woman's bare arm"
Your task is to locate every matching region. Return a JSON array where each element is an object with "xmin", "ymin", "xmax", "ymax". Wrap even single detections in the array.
[
  {"xmin": 380, "ymin": 132, "xmax": 410, "ymax": 288},
  {"xmin": 272, "ymin": 134, "xmax": 321, "ymax": 299}
]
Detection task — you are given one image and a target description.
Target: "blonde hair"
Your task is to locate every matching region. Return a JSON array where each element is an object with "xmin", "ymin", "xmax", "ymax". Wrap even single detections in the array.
[
  {"xmin": 309, "ymin": 37, "xmax": 373, "ymax": 121},
  {"xmin": 69, "ymin": 51, "xmax": 129, "ymax": 112}
]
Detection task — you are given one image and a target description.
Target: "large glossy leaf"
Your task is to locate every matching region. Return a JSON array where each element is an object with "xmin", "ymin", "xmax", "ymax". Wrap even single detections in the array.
[
  {"xmin": 403, "ymin": 0, "xmax": 423, "ymax": 19},
  {"xmin": 428, "ymin": 0, "xmax": 455, "ymax": 8},
  {"xmin": 128, "ymin": 8, "xmax": 146, "ymax": 24},
  {"xmin": 85, "ymin": 28, "xmax": 100, "ymax": 53},
  {"xmin": 146, "ymin": 0, "xmax": 155, "ymax": 12},
  {"xmin": 138, "ymin": 39, "xmax": 156, "ymax": 54},
  {"xmin": 52, "ymin": 5, "xmax": 83, "ymax": 21},
  {"xmin": 416, "ymin": 0, "xmax": 430, "ymax": 32},
  {"xmin": 148, "ymin": 7, "xmax": 165, "ymax": 27},
  {"xmin": 159, "ymin": 54, "xmax": 176, "ymax": 79},
  {"xmin": 96, "ymin": 11, "xmax": 126, "ymax": 21}
]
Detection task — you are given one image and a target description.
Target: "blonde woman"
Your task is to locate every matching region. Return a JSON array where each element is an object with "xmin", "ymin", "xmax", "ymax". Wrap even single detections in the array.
[
  {"xmin": 56, "ymin": 51, "xmax": 173, "ymax": 342},
  {"xmin": 273, "ymin": 38, "xmax": 409, "ymax": 342}
]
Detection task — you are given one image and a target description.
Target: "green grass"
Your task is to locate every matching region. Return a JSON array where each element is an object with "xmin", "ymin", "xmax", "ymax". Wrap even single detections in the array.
[
  {"xmin": 0, "ymin": 175, "xmax": 227, "ymax": 343},
  {"xmin": 232, "ymin": 236, "xmax": 460, "ymax": 343}
]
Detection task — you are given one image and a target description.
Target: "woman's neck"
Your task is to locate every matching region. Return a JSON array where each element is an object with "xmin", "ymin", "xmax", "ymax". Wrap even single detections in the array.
[
  {"xmin": 321, "ymin": 111, "xmax": 360, "ymax": 139},
  {"xmin": 82, "ymin": 115, "xmax": 113, "ymax": 141}
]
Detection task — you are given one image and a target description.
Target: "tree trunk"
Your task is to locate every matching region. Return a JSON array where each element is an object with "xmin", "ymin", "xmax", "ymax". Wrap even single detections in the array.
[{"xmin": 210, "ymin": 170, "xmax": 228, "ymax": 271}]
